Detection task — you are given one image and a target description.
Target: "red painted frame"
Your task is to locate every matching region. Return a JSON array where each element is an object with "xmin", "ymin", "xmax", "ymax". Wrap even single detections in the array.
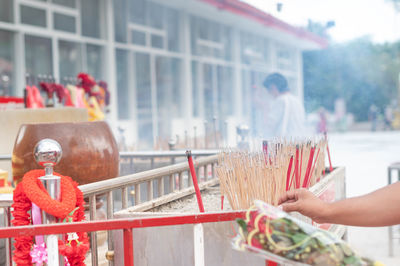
[{"xmin": 0, "ymin": 211, "xmax": 278, "ymax": 266}]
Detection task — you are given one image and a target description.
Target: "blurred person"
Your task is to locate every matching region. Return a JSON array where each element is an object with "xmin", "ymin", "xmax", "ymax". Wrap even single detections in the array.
[
  {"xmin": 317, "ymin": 107, "xmax": 328, "ymax": 134},
  {"xmin": 384, "ymin": 105, "xmax": 393, "ymax": 130},
  {"xmin": 368, "ymin": 104, "xmax": 379, "ymax": 131},
  {"xmin": 262, "ymin": 73, "xmax": 307, "ymax": 139},
  {"xmin": 278, "ymin": 185, "xmax": 400, "ymax": 227}
]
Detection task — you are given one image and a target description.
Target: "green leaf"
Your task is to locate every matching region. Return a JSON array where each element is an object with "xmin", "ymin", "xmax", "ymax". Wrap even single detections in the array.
[
  {"xmin": 291, "ymin": 233, "xmax": 309, "ymax": 244},
  {"xmin": 236, "ymin": 218, "xmax": 247, "ymax": 233},
  {"xmin": 343, "ymin": 255, "xmax": 358, "ymax": 265}
]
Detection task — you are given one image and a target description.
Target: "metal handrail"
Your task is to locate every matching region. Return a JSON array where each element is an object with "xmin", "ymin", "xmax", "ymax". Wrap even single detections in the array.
[
  {"xmin": 0, "ymin": 149, "xmax": 220, "ymax": 161},
  {"xmin": 119, "ymin": 149, "xmax": 219, "ymax": 158},
  {"xmin": 80, "ymin": 154, "xmax": 219, "ymax": 196}
]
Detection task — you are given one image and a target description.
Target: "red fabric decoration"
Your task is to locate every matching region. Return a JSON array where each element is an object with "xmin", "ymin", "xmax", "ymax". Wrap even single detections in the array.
[
  {"xmin": 77, "ymin": 73, "xmax": 96, "ymax": 95},
  {"xmin": 12, "ymin": 170, "xmax": 88, "ymax": 266},
  {"xmin": 22, "ymin": 170, "xmax": 76, "ymax": 218}
]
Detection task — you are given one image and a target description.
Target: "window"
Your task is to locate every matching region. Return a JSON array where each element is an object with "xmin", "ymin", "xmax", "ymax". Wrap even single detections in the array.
[
  {"xmin": 113, "ymin": 0, "xmax": 128, "ymax": 43},
  {"xmin": 151, "ymin": 35, "xmax": 163, "ymax": 49},
  {"xmin": 116, "ymin": 49, "xmax": 130, "ymax": 119},
  {"xmin": 147, "ymin": 2, "xmax": 163, "ymax": 29},
  {"xmin": 25, "ymin": 35, "xmax": 53, "ymax": 77},
  {"xmin": 114, "ymin": 0, "xmax": 181, "ymax": 51},
  {"xmin": 0, "ymin": 30, "xmax": 14, "ymax": 96},
  {"xmin": 192, "ymin": 61, "xmax": 200, "ymax": 116},
  {"xmin": 156, "ymin": 56, "xmax": 182, "ymax": 137},
  {"xmin": 166, "ymin": 8, "xmax": 180, "ymax": 52},
  {"xmin": 81, "ymin": 0, "xmax": 102, "ymax": 38},
  {"xmin": 135, "ymin": 52, "xmax": 153, "ymax": 148},
  {"xmin": 21, "ymin": 5, "xmax": 47, "ymax": 28},
  {"xmin": 86, "ymin": 44, "xmax": 103, "ymax": 80},
  {"xmin": 190, "ymin": 16, "xmax": 231, "ymax": 60},
  {"xmin": 54, "ymin": 13, "xmax": 76, "ymax": 33},
  {"xmin": 0, "ymin": 0, "xmax": 13, "ymax": 23},
  {"xmin": 131, "ymin": 30, "xmax": 146, "ymax": 45},
  {"xmin": 129, "ymin": 0, "xmax": 146, "ymax": 25},
  {"xmin": 59, "ymin": 40, "xmax": 82, "ymax": 78},
  {"xmin": 240, "ymin": 31, "xmax": 269, "ymax": 65},
  {"xmin": 276, "ymin": 45, "xmax": 296, "ymax": 71},
  {"xmin": 217, "ymin": 66, "xmax": 233, "ymax": 118}
]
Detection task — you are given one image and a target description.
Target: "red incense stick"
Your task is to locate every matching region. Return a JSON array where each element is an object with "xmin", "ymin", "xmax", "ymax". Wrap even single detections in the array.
[
  {"xmin": 299, "ymin": 146, "xmax": 303, "ymax": 182},
  {"xmin": 302, "ymin": 146, "xmax": 315, "ymax": 188},
  {"xmin": 186, "ymin": 150, "xmax": 205, "ymax": 213},
  {"xmin": 307, "ymin": 148, "xmax": 321, "ymax": 188},
  {"xmin": 295, "ymin": 145, "xmax": 300, "ymax": 188},
  {"xmin": 286, "ymin": 156, "xmax": 294, "ymax": 191},
  {"xmin": 221, "ymin": 195, "xmax": 224, "ymax": 210},
  {"xmin": 262, "ymin": 141, "xmax": 268, "ymax": 166}
]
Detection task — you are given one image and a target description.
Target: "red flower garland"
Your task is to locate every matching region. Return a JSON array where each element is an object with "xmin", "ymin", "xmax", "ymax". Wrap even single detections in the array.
[{"xmin": 12, "ymin": 170, "xmax": 89, "ymax": 266}]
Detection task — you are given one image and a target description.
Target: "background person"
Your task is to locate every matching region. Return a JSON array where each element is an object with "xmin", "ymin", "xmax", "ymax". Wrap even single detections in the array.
[{"xmin": 263, "ymin": 73, "xmax": 307, "ymax": 139}]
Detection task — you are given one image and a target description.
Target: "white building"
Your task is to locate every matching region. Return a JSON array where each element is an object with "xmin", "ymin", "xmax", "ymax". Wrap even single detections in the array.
[{"xmin": 0, "ymin": 0, "xmax": 326, "ymax": 149}]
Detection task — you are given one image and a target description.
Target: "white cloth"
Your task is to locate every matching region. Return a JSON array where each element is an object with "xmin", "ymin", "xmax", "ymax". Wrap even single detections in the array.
[{"xmin": 263, "ymin": 93, "xmax": 307, "ymax": 139}]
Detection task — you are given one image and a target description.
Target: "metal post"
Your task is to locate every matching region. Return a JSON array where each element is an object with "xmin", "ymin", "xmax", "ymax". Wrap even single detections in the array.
[
  {"xmin": 34, "ymin": 139, "xmax": 63, "ymax": 266},
  {"xmin": 5, "ymin": 207, "xmax": 11, "ymax": 266}
]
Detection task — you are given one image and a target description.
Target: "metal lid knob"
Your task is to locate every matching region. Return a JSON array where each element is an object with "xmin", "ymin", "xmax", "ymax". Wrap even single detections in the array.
[{"xmin": 34, "ymin": 139, "xmax": 62, "ymax": 174}]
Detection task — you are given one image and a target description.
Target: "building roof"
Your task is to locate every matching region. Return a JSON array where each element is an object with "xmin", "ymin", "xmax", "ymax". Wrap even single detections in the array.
[{"xmin": 200, "ymin": 0, "xmax": 328, "ymax": 48}]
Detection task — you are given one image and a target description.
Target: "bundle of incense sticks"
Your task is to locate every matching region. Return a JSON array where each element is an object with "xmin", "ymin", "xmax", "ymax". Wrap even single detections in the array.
[{"xmin": 218, "ymin": 139, "xmax": 328, "ymax": 210}]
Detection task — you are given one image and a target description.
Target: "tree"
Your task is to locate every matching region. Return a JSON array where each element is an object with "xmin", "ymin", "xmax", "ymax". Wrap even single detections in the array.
[{"xmin": 303, "ymin": 37, "xmax": 400, "ymax": 121}]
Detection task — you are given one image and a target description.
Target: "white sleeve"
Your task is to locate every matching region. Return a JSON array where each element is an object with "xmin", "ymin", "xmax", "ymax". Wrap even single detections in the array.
[{"xmin": 263, "ymin": 98, "xmax": 285, "ymax": 138}]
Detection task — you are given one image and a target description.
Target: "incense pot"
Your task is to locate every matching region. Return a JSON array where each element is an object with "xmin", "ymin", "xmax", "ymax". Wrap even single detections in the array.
[{"xmin": 12, "ymin": 121, "xmax": 119, "ymax": 185}]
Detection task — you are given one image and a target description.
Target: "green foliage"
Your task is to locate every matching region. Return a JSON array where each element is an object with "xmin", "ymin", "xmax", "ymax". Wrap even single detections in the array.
[{"xmin": 303, "ymin": 37, "xmax": 400, "ymax": 121}]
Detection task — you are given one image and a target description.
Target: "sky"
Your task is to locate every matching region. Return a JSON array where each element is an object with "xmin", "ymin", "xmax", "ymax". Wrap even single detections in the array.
[{"xmin": 244, "ymin": 0, "xmax": 400, "ymax": 43}]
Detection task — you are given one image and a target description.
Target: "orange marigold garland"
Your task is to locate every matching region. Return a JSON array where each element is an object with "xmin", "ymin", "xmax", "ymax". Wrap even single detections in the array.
[{"xmin": 12, "ymin": 170, "xmax": 89, "ymax": 266}]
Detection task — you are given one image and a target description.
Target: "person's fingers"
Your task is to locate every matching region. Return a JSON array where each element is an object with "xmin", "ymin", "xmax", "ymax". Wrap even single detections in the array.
[
  {"xmin": 281, "ymin": 201, "xmax": 300, "ymax": 213},
  {"xmin": 278, "ymin": 190, "xmax": 297, "ymax": 205}
]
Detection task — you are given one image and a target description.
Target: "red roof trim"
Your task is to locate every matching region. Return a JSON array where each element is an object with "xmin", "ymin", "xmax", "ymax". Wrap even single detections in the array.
[{"xmin": 199, "ymin": 0, "xmax": 328, "ymax": 48}]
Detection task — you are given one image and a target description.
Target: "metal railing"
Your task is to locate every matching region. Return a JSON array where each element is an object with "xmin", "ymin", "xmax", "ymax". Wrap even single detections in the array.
[
  {"xmin": 0, "ymin": 211, "xmax": 247, "ymax": 266},
  {"xmin": 0, "ymin": 149, "xmax": 219, "ymax": 176},
  {"xmin": 0, "ymin": 153, "xmax": 220, "ymax": 266}
]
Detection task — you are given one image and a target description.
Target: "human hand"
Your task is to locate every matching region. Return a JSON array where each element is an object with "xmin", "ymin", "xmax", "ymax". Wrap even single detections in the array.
[{"xmin": 278, "ymin": 189, "xmax": 329, "ymax": 224}]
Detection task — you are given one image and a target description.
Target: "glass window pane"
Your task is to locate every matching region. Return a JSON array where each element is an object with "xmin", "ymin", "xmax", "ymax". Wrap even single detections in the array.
[
  {"xmin": 54, "ymin": 13, "xmax": 76, "ymax": 33},
  {"xmin": 222, "ymin": 26, "xmax": 232, "ymax": 61},
  {"xmin": 25, "ymin": 35, "xmax": 53, "ymax": 77},
  {"xmin": 131, "ymin": 30, "xmax": 146, "ymax": 45},
  {"xmin": 192, "ymin": 61, "xmax": 199, "ymax": 116},
  {"xmin": 135, "ymin": 52, "xmax": 153, "ymax": 148},
  {"xmin": 114, "ymin": 0, "xmax": 128, "ymax": 43},
  {"xmin": 156, "ymin": 57, "xmax": 182, "ymax": 137},
  {"xmin": 151, "ymin": 35, "xmax": 163, "ymax": 49},
  {"xmin": 277, "ymin": 45, "xmax": 296, "ymax": 70},
  {"xmin": 59, "ymin": 40, "xmax": 82, "ymax": 78},
  {"xmin": 21, "ymin": 5, "xmax": 46, "ymax": 27},
  {"xmin": 129, "ymin": 0, "xmax": 146, "ymax": 25},
  {"xmin": 86, "ymin": 44, "xmax": 103, "ymax": 80},
  {"xmin": 81, "ymin": 0, "xmax": 101, "ymax": 38},
  {"xmin": 166, "ymin": 8, "xmax": 180, "ymax": 52},
  {"xmin": 0, "ymin": 30, "xmax": 15, "ymax": 96},
  {"xmin": 52, "ymin": 0, "xmax": 76, "ymax": 8},
  {"xmin": 217, "ymin": 66, "xmax": 233, "ymax": 118},
  {"xmin": 147, "ymin": 2, "xmax": 163, "ymax": 29},
  {"xmin": 116, "ymin": 49, "xmax": 130, "ymax": 119},
  {"xmin": 0, "ymin": 0, "xmax": 13, "ymax": 23}
]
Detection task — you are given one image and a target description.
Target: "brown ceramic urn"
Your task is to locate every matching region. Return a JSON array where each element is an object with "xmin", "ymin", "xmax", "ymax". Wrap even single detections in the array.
[{"xmin": 12, "ymin": 121, "xmax": 119, "ymax": 185}]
